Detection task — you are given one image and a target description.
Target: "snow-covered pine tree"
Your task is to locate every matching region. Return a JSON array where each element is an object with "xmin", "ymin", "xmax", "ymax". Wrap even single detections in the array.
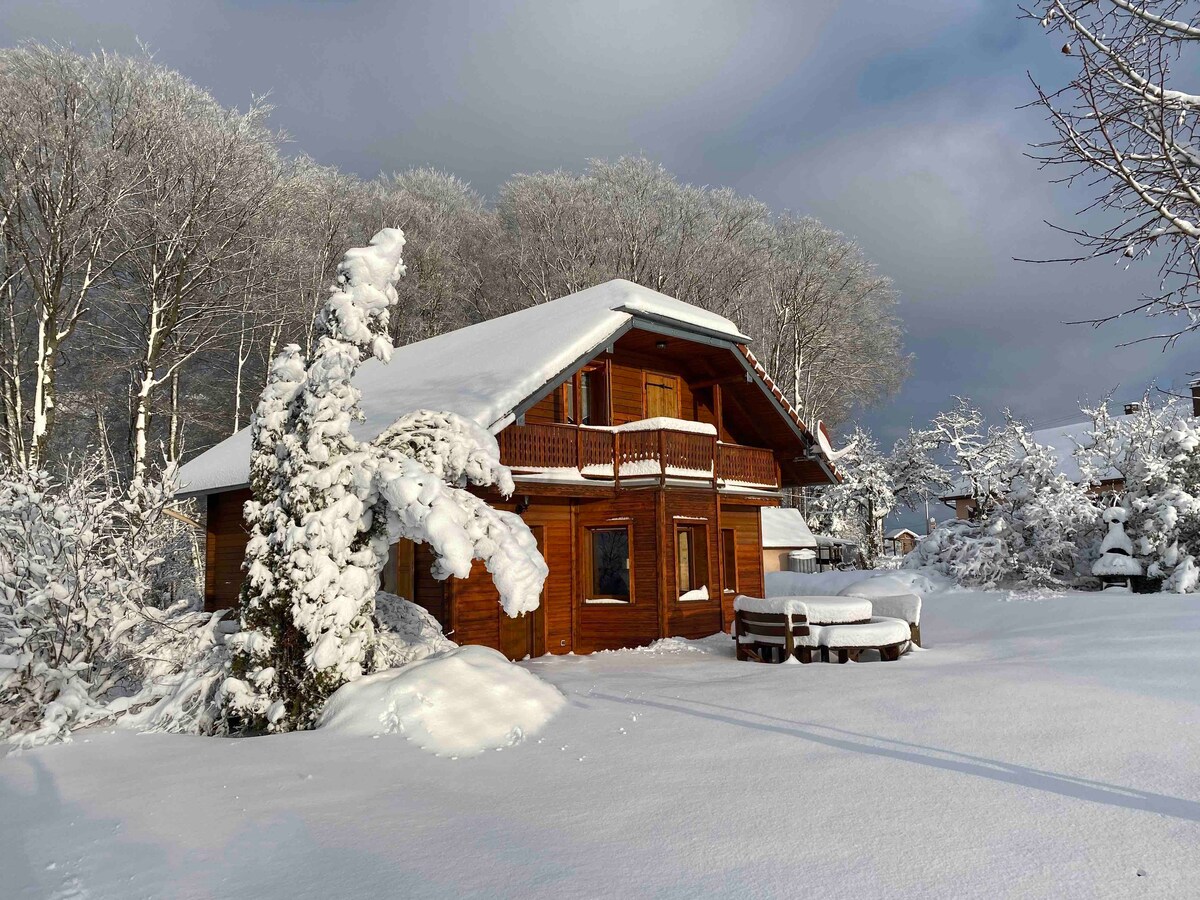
[
  {"xmin": 223, "ymin": 230, "xmax": 549, "ymax": 733},
  {"xmin": 223, "ymin": 230, "xmax": 409, "ymax": 732}
]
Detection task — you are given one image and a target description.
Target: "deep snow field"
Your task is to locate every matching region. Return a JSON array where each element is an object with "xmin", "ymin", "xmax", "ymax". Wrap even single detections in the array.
[{"xmin": 4, "ymin": 589, "xmax": 1199, "ymax": 900}]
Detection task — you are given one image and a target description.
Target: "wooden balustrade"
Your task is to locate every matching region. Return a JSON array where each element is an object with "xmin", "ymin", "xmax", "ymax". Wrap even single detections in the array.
[
  {"xmin": 498, "ymin": 421, "xmax": 780, "ymax": 488},
  {"xmin": 497, "ymin": 422, "xmax": 576, "ymax": 469},
  {"xmin": 715, "ymin": 443, "xmax": 778, "ymax": 486}
]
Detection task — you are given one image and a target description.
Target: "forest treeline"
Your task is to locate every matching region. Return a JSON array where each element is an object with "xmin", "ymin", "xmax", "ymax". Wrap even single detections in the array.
[{"xmin": 0, "ymin": 44, "xmax": 906, "ymax": 479}]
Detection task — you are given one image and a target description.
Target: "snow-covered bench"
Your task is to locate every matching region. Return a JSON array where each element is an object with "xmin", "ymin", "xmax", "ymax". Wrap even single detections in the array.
[
  {"xmin": 732, "ymin": 595, "xmax": 819, "ymax": 664},
  {"xmin": 818, "ymin": 617, "xmax": 911, "ymax": 663},
  {"xmin": 733, "ymin": 595, "xmax": 912, "ymax": 664},
  {"xmin": 836, "ymin": 582, "xmax": 923, "ymax": 647}
]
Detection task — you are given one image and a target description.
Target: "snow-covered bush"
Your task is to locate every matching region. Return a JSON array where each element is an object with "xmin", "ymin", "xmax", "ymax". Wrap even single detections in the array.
[
  {"xmin": 1127, "ymin": 419, "xmax": 1200, "ymax": 593},
  {"xmin": 374, "ymin": 591, "xmax": 457, "ymax": 668},
  {"xmin": 906, "ymin": 421, "xmax": 1097, "ymax": 588},
  {"xmin": 224, "ymin": 229, "xmax": 547, "ymax": 734},
  {"xmin": 0, "ymin": 459, "xmax": 191, "ymax": 746},
  {"xmin": 114, "ymin": 607, "xmax": 233, "ymax": 735},
  {"xmin": 1000, "ymin": 424, "xmax": 1097, "ymax": 585},
  {"xmin": 316, "ymin": 644, "xmax": 565, "ymax": 757},
  {"xmin": 905, "ymin": 518, "xmax": 1012, "ymax": 588}
]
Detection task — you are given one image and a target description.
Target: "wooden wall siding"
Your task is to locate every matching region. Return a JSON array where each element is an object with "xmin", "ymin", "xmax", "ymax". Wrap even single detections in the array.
[
  {"xmin": 576, "ymin": 491, "xmax": 661, "ymax": 653},
  {"xmin": 719, "ymin": 503, "xmax": 768, "ymax": 627},
  {"xmin": 204, "ymin": 489, "xmax": 252, "ymax": 612},
  {"xmin": 524, "ymin": 389, "xmax": 563, "ymax": 425},
  {"xmin": 411, "ymin": 543, "xmax": 448, "ymax": 626},
  {"xmin": 434, "ymin": 497, "xmax": 574, "ymax": 658},
  {"xmin": 665, "ymin": 491, "xmax": 723, "ymax": 639}
]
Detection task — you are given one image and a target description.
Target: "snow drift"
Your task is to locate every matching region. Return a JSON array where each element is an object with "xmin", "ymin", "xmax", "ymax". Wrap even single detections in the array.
[
  {"xmin": 765, "ymin": 569, "xmax": 943, "ymax": 598},
  {"xmin": 317, "ymin": 645, "xmax": 565, "ymax": 757}
]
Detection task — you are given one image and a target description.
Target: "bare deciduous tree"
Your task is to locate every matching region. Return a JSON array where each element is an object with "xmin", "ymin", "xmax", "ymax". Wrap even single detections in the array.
[
  {"xmin": 1027, "ymin": 1, "xmax": 1200, "ymax": 341},
  {"xmin": 100, "ymin": 72, "xmax": 285, "ymax": 478},
  {"xmin": 0, "ymin": 46, "xmax": 148, "ymax": 467},
  {"xmin": 381, "ymin": 168, "xmax": 495, "ymax": 341},
  {"xmin": 493, "ymin": 156, "xmax": 904, "ymax": 427},
  {"xmin": 751, "ymin": 215, "xmax": 905, "ymax": 426}
]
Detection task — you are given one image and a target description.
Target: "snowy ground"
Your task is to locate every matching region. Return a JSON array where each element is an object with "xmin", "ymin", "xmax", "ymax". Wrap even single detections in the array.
[{"xmin": 4, "ymin": 589, "xmax": 1199, "ymax": 900}]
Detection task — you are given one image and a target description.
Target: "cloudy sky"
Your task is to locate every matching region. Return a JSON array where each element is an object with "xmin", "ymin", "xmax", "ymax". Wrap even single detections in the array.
[{"xmin": 1, "ymin": 1, "xmax": 1193, "ymax": 470}]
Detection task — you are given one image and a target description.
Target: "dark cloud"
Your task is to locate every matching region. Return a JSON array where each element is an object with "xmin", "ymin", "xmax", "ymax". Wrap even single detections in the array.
[{"xmin": 0, "ymin": 0, "xmax": 1192, "ymax": 461}]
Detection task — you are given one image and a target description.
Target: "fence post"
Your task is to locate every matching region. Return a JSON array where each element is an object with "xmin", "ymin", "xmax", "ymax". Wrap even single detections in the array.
[
  {"xmin": 613, "ymin": 431, "xmax": 620, "ymax": 491},
  {"xmin": 658, "ymin": 429, "xmax": 667, "ymax": 487}
]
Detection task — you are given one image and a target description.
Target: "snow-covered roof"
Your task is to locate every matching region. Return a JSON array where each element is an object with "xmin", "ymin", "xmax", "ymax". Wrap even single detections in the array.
[
  {"xmin": 942, "ymin": 413, "xmax": 1138, "ymax": 499},
  {"xmin": 885, "ymin": 528, "xmax": 920, "ymax": 540},
  {"xmin": 178, "ymin": 279, "xmax": 758, "ymax": 495},
  {"xmin": 760, "ymin": 507, "xmax": 818, "ymax": 549},
  {"xmin": 1028, "ymin": 417, "xmax": 1132, "ymax": 485}
]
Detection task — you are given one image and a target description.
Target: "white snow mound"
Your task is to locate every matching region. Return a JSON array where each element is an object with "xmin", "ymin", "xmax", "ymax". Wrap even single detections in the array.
[
  {"xmin": 766, "ymin": 569, "xmax": 944, "ymax": 598},
  {"xmin": 837, "ymin": 575, "xmax": 920, "ymax": 599},
  {"xmin": 317, "ymin": 645, "xmax": 565, "ymax": 756}
]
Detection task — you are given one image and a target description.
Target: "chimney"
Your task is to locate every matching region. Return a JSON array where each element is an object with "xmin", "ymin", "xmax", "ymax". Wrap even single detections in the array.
[
  {"xmin": 1192, "ymin": 380, "xmax": 1200, "ymax": 418},
  {"xmin": 1123, "ymin": 402, "xmax": 1141, "ymax": 415}
]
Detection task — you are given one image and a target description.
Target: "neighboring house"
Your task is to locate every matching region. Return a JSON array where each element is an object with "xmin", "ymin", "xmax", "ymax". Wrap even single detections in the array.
[
  {"xmin": 761, "ymin": 507, "xmax": 817, "ymax": 573},
  {"xmin": 941, "ymin": 391, "xmax": 1200, "ymax": 520},
  {"xmin": 884, "ymin": 528, "xmax": 921, "ymax": 556},
  {"xmin": 179, "ymin": 279, "xmax": 839, "ymax": 659},
  {"xmin": 760, "ymin": 507, "xmax": 855, "ymax": 572}
]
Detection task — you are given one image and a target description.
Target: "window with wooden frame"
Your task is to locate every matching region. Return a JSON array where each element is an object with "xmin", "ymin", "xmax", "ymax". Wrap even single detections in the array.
[
  {"xmin": 563, "ymin": 361, "xmax": 610, "ymax": 426},
  {"xmin": 585, "ymin": 525, "xmax": 632, "ymax": 603},
  {"xmin": 675, "ymin": 522, "xmax": 709, "ymax": 601},
  {"xmin": 720, "ymin": 528, "xmax": 738, "ymax": 595}
]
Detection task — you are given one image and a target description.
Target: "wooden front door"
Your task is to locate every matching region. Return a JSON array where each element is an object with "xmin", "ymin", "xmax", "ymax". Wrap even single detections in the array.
[
  {"xmin": 499, "ymin": 525, "xmax": 545, "ymax": 659},
  {"xmin": 645, "ymin": 373, "xmax": 680, "ymax": 418}
]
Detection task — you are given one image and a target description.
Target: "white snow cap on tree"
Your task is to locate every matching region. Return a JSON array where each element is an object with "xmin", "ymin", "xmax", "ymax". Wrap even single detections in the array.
[{"xmin": 322, "ymin": 228, "xmax": 407, "ymax": 361}]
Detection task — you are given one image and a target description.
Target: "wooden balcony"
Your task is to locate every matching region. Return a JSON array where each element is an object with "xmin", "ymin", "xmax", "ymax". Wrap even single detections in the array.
[{"xmin": 497, "ymin": 422, "xmax": 780, "ymax": 489}]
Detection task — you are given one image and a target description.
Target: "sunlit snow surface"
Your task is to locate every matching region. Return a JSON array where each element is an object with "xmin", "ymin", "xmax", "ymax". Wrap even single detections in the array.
[{"xmin": 4, "ymin": 589, "xmax": 1200, "ymax": 899}]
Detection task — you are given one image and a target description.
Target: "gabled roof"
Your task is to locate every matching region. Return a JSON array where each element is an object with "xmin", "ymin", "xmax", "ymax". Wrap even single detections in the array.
[
  {"xmin": 940, "ymin": 400, "xmax": 1195, "ymax": 500},
  {"xmin": 940, "ymin": 417, "xmax": 1129, "ymax": 501},
  {"xmin": 886, "ymin": 528, "xmax": 920, "ymax": 540},
  {"xmin": 178, "ymin": 279, "xmax": 833, "ymax": 495},
  {"xmin": 761, "ymin": 507, "xmax": 818, "ymax": 549}
]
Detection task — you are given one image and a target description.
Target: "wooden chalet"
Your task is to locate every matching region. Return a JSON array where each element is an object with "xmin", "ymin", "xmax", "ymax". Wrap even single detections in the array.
[{"xmin": 178, "ymin": 280, "xmax": 839, "ymax": 659}]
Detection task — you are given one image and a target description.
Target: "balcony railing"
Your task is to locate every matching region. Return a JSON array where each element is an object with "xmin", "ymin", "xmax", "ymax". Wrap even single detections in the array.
[{"xmin": 497, "ymin": 421, "xmax": 780, "ymax": 489}]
